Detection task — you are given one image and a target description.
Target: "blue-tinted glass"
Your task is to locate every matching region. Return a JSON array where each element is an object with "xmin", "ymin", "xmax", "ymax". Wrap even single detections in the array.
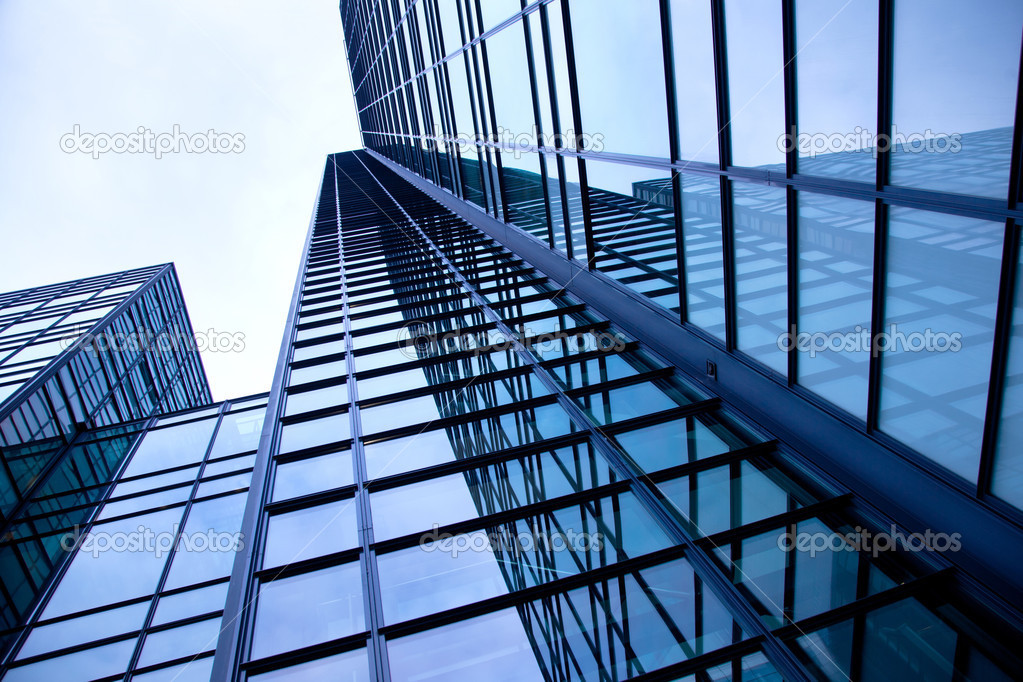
[
  {"xmin": 195, "ymin": 470, "xmax": 251, "ymax": 498},
  {"xmin": 121, "ymin": 418, "xmax": 217, "ymax": 478},
  {"xmin": 251, "ymin": 562, "xmax": 366, "ymax": 659},
  {"xmin": 585, "ymin": 159, "xmax": 681, "ymax": 311},
  {"xmin": 284, "ymin": 383, "xmax": 348, "ymax": 417},
  {"xmin": 130, "ymin": 657, "xmax": 214, "ymax": 681},
  {"xmin": 991, "ymin": 237, "xmax": 1023, "ymax": 508},
  {"xmin": 18, "ymin": 601, "xmax": 150, "ymax": 659},
  {"xmin": 163, "ymin": 492, "xmax": 247, "ymax": 589},
  {"xmin": 795, "ymin": 0, "xmax": 878, "ymax": 181},
  {"xmin": 576, "ymin": 379, "xmax": 698, "ymax": 425},
  {"xmin": 3, "ymin": 638, "xmax": 137, "ymax": 682},
  {"xmin": 680, "ymin": 174, "xmax": 726, "ymax": 338},
  {"xmin": 890, "ymin": 0, "xmax": 1022, "ymax": 199},
  {"xmin": 247, "ymin": 649, "xmax": 371, "ymax": 682},
  {"xmin": 151, "ymin": 581, "xmax": 229, "ymax": 625},
  {"xmin": 614, "ymin": 412, "xmax": 762, "ymax": 475},
  {"xmin": 485, "ymin": 22, "xmax": 536, "ymax": 146},
  {"xmin": 732, "ymin": 182, "xmax": 789, "ymax": 374},
  {"xmin": 723, "ymin": 0, "xmax": 785, "ymax": 169},
  {"xmin": 377, "ymin": 533, "xmax": 509, "ymax": 623},
  {"xmin": 289, "ymin": 360, "xmax": 346, "ymax": 387},
  {"xmin": 670, "ymin": 0, "xmax": 719, "ymax": 164},
  {"xmin": 879, "ymin": 207, "xmax": 1001, "ymax": 481},
  {"xmin": 42, "ymin": 508, "xmax": 183, "ymax": 618},
  {"xmin": 208, "ymin": 410, "xmax": 265, "ymax": 457},
  {"xmin": 279, "ymin": 413, "xmax": 351, "ymax": 454},
  {"xmin": 272, "ymin": 450, "xmax": 354, "ymax": 500},
  {"xmin": 136, "ymin": 616, "xmax": 221, "ymax": 668},
  {"xmin": 657, "ymin": 460, "xmax": 818, "ymax": 538},
  {"xmin": 569, "ymin": 0, "xmax": 669, "ymax": 157},
  {"xmin": 263, "ymin": 499, "xmax": 359, "ymax": 568},
  {"xmin": 386, "ymin": 609, "xmax": 546, "ymax": 682},
  {"xmin": 796, "ymin": 192, "xmax": 874, "ymax": 418}
]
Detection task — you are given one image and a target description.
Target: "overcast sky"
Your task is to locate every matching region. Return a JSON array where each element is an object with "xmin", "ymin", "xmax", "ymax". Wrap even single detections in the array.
[{"xmin": 0, "ymin": 0, "xmax": 361, "ymax": 402}]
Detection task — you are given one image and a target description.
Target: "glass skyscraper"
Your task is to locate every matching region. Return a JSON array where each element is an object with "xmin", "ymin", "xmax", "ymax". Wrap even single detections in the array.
[{"xmin": 3, "ymin": 1, "xmax": 1023, "ymax": 680}]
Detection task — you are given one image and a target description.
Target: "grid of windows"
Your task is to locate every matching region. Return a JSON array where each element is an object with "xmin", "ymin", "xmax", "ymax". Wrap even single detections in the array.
[
  {"xmin": 213, "ymin": 153, "xmax": 1022, "ymax": 681},
  {"xmin": 0, "ymin": 265, "xmax": 213, "ymax": 654},
  {"xmin": 0, "ymin": 396, "xmax": 266, "ymax": 681},
  {"xmin": 340, "ymin": 0, "xmax": 1023, "ymax": 519}
]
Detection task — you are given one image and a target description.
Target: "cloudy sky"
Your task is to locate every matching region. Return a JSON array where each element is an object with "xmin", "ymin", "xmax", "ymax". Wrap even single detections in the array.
[{"xmin": 0, "ymin": 0, "xmax": 361, "ymax": 401}]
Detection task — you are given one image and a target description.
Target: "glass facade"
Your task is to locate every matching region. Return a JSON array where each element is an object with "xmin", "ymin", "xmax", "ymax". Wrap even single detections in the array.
[
  {"xmin": 0, "ymin": 265, "xmax": 212, "ymax": 642},
  {"xmin": 344, "ymin": 0, "xmax": 1023, "ymax": 514},
  {"xmin": 2, "ymin": 1, "xmax": 1022, "ymax": 679},
  {"xmin": 204, "ymin": 153, "xmax": 1022, "ymax": 681},
  {"xmin": 0, "ymin": 396, "xmax": 263, "ymax": 680}
]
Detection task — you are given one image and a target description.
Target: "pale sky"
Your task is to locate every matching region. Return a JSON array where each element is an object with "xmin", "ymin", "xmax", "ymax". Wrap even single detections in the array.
[{"xmin": 0, "ymin": 1, "xmax": 362, "ymax": 401}]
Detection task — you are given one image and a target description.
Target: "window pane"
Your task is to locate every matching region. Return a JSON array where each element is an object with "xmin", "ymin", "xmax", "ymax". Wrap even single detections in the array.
[
  {"xmin": 669, "ymin": 0, "xmax": 719, "ymax": 164},
  {"xmin": 879, "ymin": 207, "xmax": 1001, "ymax": 481},
  {"xmin": 796, "ymin": 192, "xmax": 874, "ymax": 417},
  {"xmin": 263, "ymin": 499, "xmax": 359, "ymax": 568},
  {"xmin": 795, "ymin": 0, "xmax": 878, "ymax": 181},
  {"xmin": 247, "ymin": 648, "xmax": 371, "ymax": 682},
  {"xmin": 251, "ymin": 562, "xmax": 366, "ymax": 659},
  {"xmin": 285, "ymin": 383, "xmax": 349, "ymax": 417},
  {"xmin": 724, "ymin": 0, "xmax": 785, "ymax": 169},
  {"xmin": 733, "ymin": 182, "xmax": 789, "ymax": 374},
  {"xmin": 279, "ymin": 413, "xmax": 351, "ymax": 454},
  {"xmin": 272, "ymin": 450, "xmax": 354, "ymax": 501},
  {"xmin": 122, "ymin": 418, "xmax": 217, "ymax": 478},
  {"xmin": 681, "ymin": 174, "xmax": 726, "ymax": 338},
  {"xmin": 568, "ymin": 0, "xmax": 669, "ymax": 157},
  {"xmin": 991, "ymin": 238, "xmax": 1023, "ymax": 509},
  {"xmin": 890, "ymin": 0, "xmax": 1023, "ymax": 199}
]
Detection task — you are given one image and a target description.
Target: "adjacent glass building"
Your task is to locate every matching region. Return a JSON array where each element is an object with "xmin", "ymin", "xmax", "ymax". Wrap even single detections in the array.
[
  {"xmin": 3, "ymin": 0, "xmax": 1023, "ymax": 680},
  {"xmin": 0, "ymin": 264, "xmax": 213, "ymax": 643}
]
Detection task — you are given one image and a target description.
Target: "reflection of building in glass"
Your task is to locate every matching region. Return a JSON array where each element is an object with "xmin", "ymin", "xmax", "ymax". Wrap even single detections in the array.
[
  {"xmin": 0, "ymin": 265, "xmax": 212, "ymax": 644},
  {"xmin": 5, "ymin": 1, "xmax": 1023, "ymax": 680}
]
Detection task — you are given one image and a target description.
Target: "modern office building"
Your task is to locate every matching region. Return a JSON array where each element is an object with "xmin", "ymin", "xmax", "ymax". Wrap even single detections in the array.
[
  {"xmin": 4, "ymin": 0, "xmax": 1023, "ymax": 680},
  {"xmin": 0, "ymin": 264, "xmax": 213, "ymax": 644}
]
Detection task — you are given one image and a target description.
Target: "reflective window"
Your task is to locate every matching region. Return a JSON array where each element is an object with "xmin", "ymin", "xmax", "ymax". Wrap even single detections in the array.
[
  {"xmin": 386, "ymin": 608, "xmax": 546, "ymax": 681},
  {"xmin": 151, "ymin": 582, "xmax": 229, "ymax": 626},
  {"xmin": 163, "ymin": 492, "xmax": 247, "ymax": 590},
  {"xmin": 251, "ymin": 562, "xmax": 366, "ymax": 659},
  {"xmin": 669, "ymin": 0, "xmax": 719, "ymax": 164},
  {"xmin": 263, "ymin": 499, "xmax": 359, "ymax": 568},
  {"xmin": 121, "ymin": 418, "xmax": 217, "ymax": 478},
  {"xmin": 724, "ymin": 0, "xmax": 785, "ymax": 169},
  {"xmin": 289, "ymin": 359, "xmax": 346, "ymax": 387},
  {"xmin": 247, "ymin": 648, "xmax": 372, "ymax": 682},
  {"xmin": 890, "ymin": 0, "xmax": 1023, "ymax": 198},
  {"xmin": 879, "ymin": 207, "xmax": 1001, "ymax": 481},
  {"xmin": 136, "ymin": 616, "xmax": 221, "ymax": 668},
  {"xmin": 795, "ymin": 0, "xmax": 878, "ymax": 181},
  {"xmin": 732, "ymin": 182, "xmax": 789, "ymax": 374},
  {"xmin": 279, "ymin": 413, "xmax": 351, "ymax": 454},
  {"xmin": 569, "ymin": 0, "xmax": 669, "ymax": 157},
  {"xmin": 3, "ymin": 639, "xmax": 137, "ymax": 682},
  {"xmin": 992, "ymin": 240, "xmax": 1023, "ymax": 509},
  {"xmin": 209, "ymin": 409, "xmax": 265, "ymax": 458},
  {"xmin": 584, "ymin": 159, "xmax": 681, "ymax": 311},
  {"xmin": 614, "ymin": 411, "xmax": 762, "ymax": 474},
  {"xmin": 272, "ymin": 450, "xmax": 354, "ymax": 501},
  {"xmin": 796, "ymin": 192, "xmax": 875, "ymax": 418},
  {"xmin": 284, "ymin": 383, "xmax": 348, "ymax": 417},
  {"xmin": 18, "ymin": 601, "xmax": 150, "ymax": 659}
]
